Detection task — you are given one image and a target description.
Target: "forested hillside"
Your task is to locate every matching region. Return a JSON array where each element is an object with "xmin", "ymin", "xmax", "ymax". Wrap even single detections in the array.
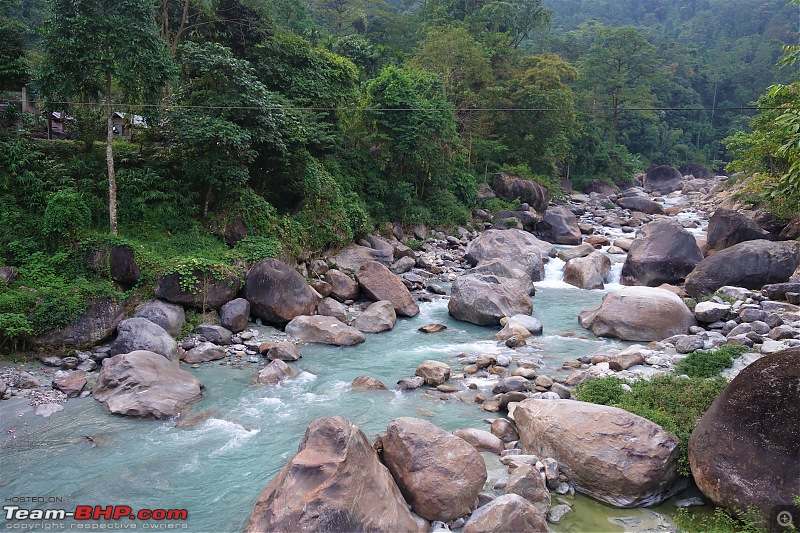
[{"xmin": 1, "ymin": 0, "xmax": 799, "ymax": 345}]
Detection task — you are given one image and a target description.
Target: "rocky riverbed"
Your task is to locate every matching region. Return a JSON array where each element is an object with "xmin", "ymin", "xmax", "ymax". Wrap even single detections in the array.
[{"xmin": 2, "ymin": 164, "xmax": 800, "ymax": 531}]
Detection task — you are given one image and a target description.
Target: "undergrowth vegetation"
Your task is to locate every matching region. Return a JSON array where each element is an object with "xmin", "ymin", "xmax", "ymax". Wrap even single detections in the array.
[
  {"xmin": 674, "ymin": 345, "xmax": 750, "ymax": 378},
  {"xmin": 574, "ymin": 375, "xmax": 728, "ymax": 477}
]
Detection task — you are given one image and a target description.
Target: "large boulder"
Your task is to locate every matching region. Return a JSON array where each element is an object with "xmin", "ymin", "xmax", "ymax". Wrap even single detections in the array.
[
  {"xmin": 467, "ymin": 260, "xmax": 535, "ymax": 295},
  {"xmin": 706, "ymin": 209, "xmax": 773, "ymax": 252},
  {"xmin": 679, "ymin": 163, "xmax": 713, "ymax": 180},
  {"xmin": 31, "ymin": 298, "xmax": 125, "ymax": 350},
  {"xmin": 462, "ymin": 495, "xmax": 548, "ymax": 533},
  {"xmin": 109, "ymin": 318, "xmax": 179, "ymax": 361},
  {"xmin": 515, "ymin": 399, "xmax": 681, "ymax": 507},
  {"xmin": 154, "ymin": 268, "xmax": 241, "ymax": 310},
  {"xmin": 285, "ymin": 315, "xmax": 365, "ymax": 346},
  {"xmin": 356, "ymin": 261, "xmax": 419, "ymax": 317},
  {"xmin": 93, "ymin": 351, "xmax": 204, "ymax": 418},
  {"xmin": 243, "ymin": 259, "xmax": 319, "ymax": 325},
  {"xmin": 684, "ymin": 240, "xmax": 800, "ymax": 299},
  {"xmin": 134, "ymin": 300, "xmax": 185, "ymax": 338},
  {"xmin": 535, "ymin": 206, "xmax": 582, "ymax": 245},
  {"xmin": 491, "ymin": 172, "xmax": 550, "ymax": 213},
  {"xmin": 85, "ymin": 244, "xmax": 141, "ymax": 287},
  {"xmin": 256, "ymin": 359, "xmax": 298, "ymax": 385},
  {"xmin": 621, "ymin": 219, "xmax": 704, "ymax": 286},
  {"xmin": 219, "ymin": 298, "xmax": 250, "ymax": 333},
  {"xmin": 465, "ymin": 229, "xmax": 554, "ymax": 281},
  {"xmin": 324, "ymin": 269, "xmax": 360, "ymax": 302},
  {"xmin": 183, "ymin": 342, "xmax": 226, "ymax": 364},
  {"xmin": 563, "ymin": 251, "xmax": 611, "ymax": 290},
  {"xmin": 352, "ymin": 300, "xmax": 397, "ymax": 333},
  {"xmin": 578, "ymin": 286, "xmax": 696, "ymax": 341},
  {"xmin": 381, "ymin": 417, "xmax": 487, "ymax": 521},
  {"xmin": 615, "ymin": 196, "xmax": 665, "ymax": 215},
  {"xmin": 644, "ymin": 165, "xmax": 683, "ymax": 194},
  {"xmin": 689, "ymin": 349, "xmax": 800, "ymax": 521},
  {"xmin": 244, "ymin": 416, "xmax": 426, "ymax": 533},
  {"xmin": 330, "ymin": 244, "xmax": 393, "ymax": 273},
  {"xmin": 448, "ymin": 274, "xmax": 532, "ymax": 326}
]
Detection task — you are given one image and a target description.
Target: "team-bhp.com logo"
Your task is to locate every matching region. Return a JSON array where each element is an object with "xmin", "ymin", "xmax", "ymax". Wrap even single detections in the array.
[{"xmin": 4, "ymin": 505, "xmax": 188, "ymax": 529}]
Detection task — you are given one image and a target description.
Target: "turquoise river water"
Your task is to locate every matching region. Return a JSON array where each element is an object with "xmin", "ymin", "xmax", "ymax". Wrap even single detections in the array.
[{"xmin": 0, "ymin": 275, "xmax": 692, "ymax": 532}]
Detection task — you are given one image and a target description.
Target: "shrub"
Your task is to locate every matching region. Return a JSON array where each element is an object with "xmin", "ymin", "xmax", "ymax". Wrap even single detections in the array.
[
  {"xmin": 575, "ymin": 375, "xmax": 728, "ymax": 476},
  {"xmin": 42, "ymin": 188, "xmax": 92, "ymax": 245},
  {"xmin": 674, "ymin": 345, "xmax": 750, "ymax": 378}
]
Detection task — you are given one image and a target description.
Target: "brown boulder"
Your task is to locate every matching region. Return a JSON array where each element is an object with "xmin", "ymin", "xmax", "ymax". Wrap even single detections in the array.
[
  {"xmin": 329, "ymin": 244, "xmax": 394, "ymax": 273},
  {"xmin": 491, "ymin": 172, "xmax": 550, "ymax": 213},
  {"xmin": 465, "ymin": 229, "xmax": 553, "ymax": 280},
  {"xmin": 351, "ymin": 376, "xmax": 389, "ymax": 391},
  {"xmin": 689, "ymin": 349, "xmax": 800, "ymax": 521},
  {"xmin": 504, "ymin": 463, "xmax": 551, "ymax": 516},
  {"xmin": 563, "ymin": 251, "xmax": 611, "ymax": 290},
  {"xmin": 285, "ymin": 315, "xmax": 365, "ymax": 346},
  {"xmin": 578, "ymin": 286, "xmax": 696, "ymax": 341},
  {"xmin": 52, "ymin": 371, "xmax": 87, "ymax": 398},
  {"xmin": 415, "ymin": 360, "xmax": 451, "ymax": 386},
  {"xmin": 454, "ymin": 428, "xmax": 504, "ymax": 454},
  {"xmin": 93, "ymin": 351, "xmax": 204, "ymax": 419},
  {"xmin": 257, "ymin": 360, "xmax": 298, "ymax": 385},
  {"xmin": 514, "ymin": 399, "xmax": 681, "ymax": 507},
  {"xmin": 243, "ymin": 259, "xmax": 319, "ymax": 325},
  {"xmin": 356, "ymin": 261, "xmax": 419, "ymax": 317},
  {"xmin": 381, "ymin": 417, "xmax": 487, "ymax": 521},
  {"xmin": 352, "ymin": 300, "xmax": 397, "ymax": 333},
  {"xmin": 324, "ymin": 269, "xmax": 360, "ymax": 302},
  {"xmin": 462, "ymin": 494, "xmax": 548, "ymax": 533},
  {"xmin": 245, "ymin": 416, "xmax": 426, "ymax": 533}
]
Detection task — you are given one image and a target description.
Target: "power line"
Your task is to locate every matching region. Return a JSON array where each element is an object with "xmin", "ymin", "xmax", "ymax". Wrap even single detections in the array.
[{"xmin": 3, "ymin": 99, "xmax": 781, "ymax": 113}]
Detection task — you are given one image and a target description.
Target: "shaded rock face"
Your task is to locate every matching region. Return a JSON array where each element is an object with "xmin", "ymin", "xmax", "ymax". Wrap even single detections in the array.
[
  {"xmin": 155, "ymin": 269, "xmax": 241, "ymax": 310},
  {"xmin": 93, "ymin": 351, "xmax": 204, "ymax": 418},
  {"xmin": 463, "ymin": 494, "xmax": 548, "ymax": 533},
  {"xmin": 329, "ymin": 244, "xmax": 393, "ymax": 273},
  {"xmin": 582, "ymin": 180, "xmax": 619, "ymax": 196},
  {"xmin": 689, "ymin": 349, "xmax": 800, "ymax": 521},
  {"xmin": 464, "ymin": 229, "xmax": 554, "ymax": 281},
  {"xmin": 515, "ymin": 399, "xmax": 681, "ymax": 508},
  {"xmin": 381, "ymin": 417, "xmax": 487, "ymax": 521},
  {"xmin": 679, "ymin": 163, "xmax": 713, "ymax": 180},
  {"xmin": 352, "ymin": 300, "xmax": 397, "ymax": 333},
  {"xmin": 563, "ymin": 251, "xmax": 611, "ymax": 290},
  {"xmin": 243, "ymin": 259, "xmax": 319, "ymax": 325},
  {"xmin": 684, "ymin": 240, "xmax": 800, "ymax": 299},
  {"xmin": 285, "ymin": 315, "xmax": 366, "ymax": 346},
  {"xmin": 448, "ymin": 274, "xmax": 532, "ymax": 326},
  {"xmin": 644, "ymin": 165, "xmax": 683, "ymax": 194},
  {"xmin": 491, "ymin": 172, "xmax": 550, "ymax": 213},
  {"xmin": 578, "ymin": 286, "xmax": 696, "ymax": 341},
  {"xmin": 85, "ymin": 245, "xmax": 141, "ymax": 287},
  {"xmin": 356, "ymin": 261, "xmax": 419, "ymax": 317},
  {"xmin": 622, "ymin": 219, "xmax": 704, "ymax": 287},
  {"xmin": 615, "ymin": 196, "xmax": 665, "ymax": 215},
  {"xmin": 245, "ymin": 416, "xmax": 426, "ymax": 533},
  {"xmin": 110, "ymin": 318, "xmax": 179, "ymax": 361},
  {"xmin": 504, "ymin": 464, "xmax": 551, "ymax": 515},
  {"xmin": 134, "ymin": 300, "xmax": 185, "ymax": 338},
  {"xmin": 32, "ymin": 298, "xmax": 125, "ymax": 350},
  {"xmin": 706, "ymin": 209, "xmax": 773, "ymax": 252},
  {"xmin": 535, "ymin": 206, "xmax": 582, "ymax": 245},
  {"xmin": 324, "ymin": 269, "xmax": 360, "ymax": 302},
  {"xmin": 219, "ymin": 298, "xmax": 250, "ymax": 333}
]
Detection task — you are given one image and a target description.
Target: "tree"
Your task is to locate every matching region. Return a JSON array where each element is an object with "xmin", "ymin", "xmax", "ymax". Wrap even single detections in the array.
[
  {"xmin": 577, "ymin": 24, "xmax": 662, "ymax": 154},
  {"xmin": 0, "ymin": 0, "xmax": 28, "ymax": 91},
  {"xmin": 39, "ymin": 0, "xmax": 171, "ymax": 235},
  {"xmin": 166, "ymin": 42, "xmax": 287, "ymax": 216}
]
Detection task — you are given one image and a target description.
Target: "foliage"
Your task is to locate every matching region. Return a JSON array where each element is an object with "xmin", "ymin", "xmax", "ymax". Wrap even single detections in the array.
[
  {"xmin": 674, "ymin": 344, "xmax": 750, "ymax": 378},
  {"xmin": 574, "ymin": 375, "xmax": 728, "ymax": 476},
  {"xmin": 675, "ymin": 505, "xmax": 768, "ymax": 533},
  {"xmin": 42, "ymin": 188, "xmax": 92, "ymax": 245},
  {"xmin": 0, "ymin": 0, "xmax": 29, "ymax": 90}
]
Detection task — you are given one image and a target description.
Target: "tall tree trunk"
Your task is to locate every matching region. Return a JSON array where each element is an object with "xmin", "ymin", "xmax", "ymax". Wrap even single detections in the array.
[{"xmin": 105, "ymin": 70, "xmax": 118, "ymax": 236}]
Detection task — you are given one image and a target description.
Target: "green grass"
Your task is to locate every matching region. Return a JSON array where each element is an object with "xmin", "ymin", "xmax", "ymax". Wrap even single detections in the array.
[
  {"xmin": 674, "ymin": 345, "xmax": 750, "ymax": 378},
  {"xmin": 574, "ymin": 375, "xmax": 728, "ymax": 477}
]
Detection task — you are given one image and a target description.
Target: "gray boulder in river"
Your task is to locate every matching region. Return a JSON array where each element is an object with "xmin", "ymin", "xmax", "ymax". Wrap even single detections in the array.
[
  {"xmin": 134, "ymin": 299, "xmax": 185, "ymax": 337},
  {"xmin": 244, "ymin": 416, "xmax": 427, "ymax": 533},
  {"xmin": 109, "ymin": 317, "xmax": 179, "ymax": 361},
  {"xmin": 356, "ymin": 261, "xmax": 419, "ymax": 317},
  {"xmin": 243, "ymin": 258, "xmax": 320, "ymax": 325},
  {"xmin": 621, "ymin": 219, "xmax": 703, "ymax": 287},
  {"xmin": 93, "ymin": 351, "xmax": 204, "ymax": 418},
  {"xmin": 689, "ymin": 348, "xmax": 800, "ymax": 522},
  {"xmin": 684, "ymin": 239, "xmax": 800, "ymax": 299},
  {"xmin": 643, "ymin": 165, "xmax": 683, "ymax": 194},
  {"xmin": 564, "ymin": 251, "xmax": 611, "ymax": 290},
  {"xmin": 380, "ymin": 417, "xmax": 487, "ymax": 522},
  {"xmin": 32, "ymin": 298, "xmax": 125, "ymax": 350},
  {"xmin": 285, "ymin": 315, "xmax": 365, "ymax": 346},
  {"xmin": 705, "ymin": 208, "xmax": 774, "ymax": 252},
  {"xmin": 535, "ymin": 206, "xmax": 582, "ymax": 245},
  {"xmin": 448, "ymin": 274, "xmax": 532, "ymax": 326},
  {"xmin": 578, "ymin": 286, "xmax": 696, "ymax": 341},
  {"xmin": 464, "ymin": 229, "xmax": 554, "ymax": 281},
  {"xmin": 514, "ymin": 399, "xmax": 681, "ymax": 508}
]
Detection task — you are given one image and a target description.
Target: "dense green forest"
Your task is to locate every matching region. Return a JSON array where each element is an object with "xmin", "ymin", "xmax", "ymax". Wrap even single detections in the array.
[{"xmin": 1, "ymin": 0, "xmax": 799, "ymax": 345}]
